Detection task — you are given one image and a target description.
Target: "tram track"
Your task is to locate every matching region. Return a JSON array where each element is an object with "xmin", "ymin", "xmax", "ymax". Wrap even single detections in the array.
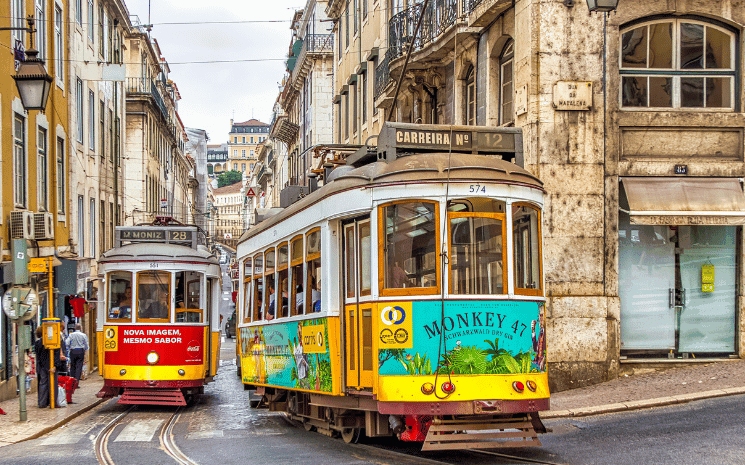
[{"xmin": 94, "ymin": 405, "xmax": 198, "ymax": 465}]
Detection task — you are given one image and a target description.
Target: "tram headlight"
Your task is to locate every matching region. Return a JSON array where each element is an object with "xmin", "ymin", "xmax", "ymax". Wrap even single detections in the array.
[
  {"xmin": 178, "ymin": 369, "xmax": 186, "ymax": 376},
  {"xmin": 512, "ymin": 381, "xmax": 525, "ymax": 393},
  {"xmin": 146, "ymin": 351, "xmax": 160, "ymax": 365},
  {"xmin": 120, "ymin": 369, "xmax": 126, "ymax": 376},
  {"xmin": 526, "ymin": 380, "xmax": 537, "ymax": 392}
]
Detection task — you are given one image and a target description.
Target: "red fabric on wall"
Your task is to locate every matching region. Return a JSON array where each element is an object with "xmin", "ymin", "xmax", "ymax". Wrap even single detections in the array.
[{"xmin": 71, "ymin": 297, "xmax": 86, "ymax": 318}]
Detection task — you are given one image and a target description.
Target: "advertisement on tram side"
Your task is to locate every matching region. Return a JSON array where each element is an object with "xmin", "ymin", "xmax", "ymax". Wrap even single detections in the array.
[
  {"xmin": 240, "ymin": 318, "xmax": 333, "ymax": 392},
  {"xmin": 377, "ymin": 300, "xmax": 546, "ymax": 376}
]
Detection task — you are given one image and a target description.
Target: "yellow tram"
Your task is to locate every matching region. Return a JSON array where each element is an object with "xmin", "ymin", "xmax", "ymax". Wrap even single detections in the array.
[
  {"xmin": 96, "ymin": 219, "xmax": 222, "ymax": 406},
  {"xmin": 236, "ymin": 123, "xmax": 548, "ymax": 449}
]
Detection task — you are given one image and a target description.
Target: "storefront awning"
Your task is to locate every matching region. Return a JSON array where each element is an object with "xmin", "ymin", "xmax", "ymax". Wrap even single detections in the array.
[{"xmin": 620, "ymin": 177, "xmax": 745, "ymax": 225}]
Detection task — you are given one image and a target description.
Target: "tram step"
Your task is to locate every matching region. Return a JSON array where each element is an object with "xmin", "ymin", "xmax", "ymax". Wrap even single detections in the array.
[
  {"xmin": 422, "ymin": 415, "xmax": 541, "ymax": 451},
  {"xmin": 118, "ymin": 388, "xmax": 187, "ymax": 406}
]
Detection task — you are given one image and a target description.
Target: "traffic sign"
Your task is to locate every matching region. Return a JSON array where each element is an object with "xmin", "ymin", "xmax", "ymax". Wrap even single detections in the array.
[{"xmin": 246, "ymin": 188, "xmax": 256, "ymax": 197}]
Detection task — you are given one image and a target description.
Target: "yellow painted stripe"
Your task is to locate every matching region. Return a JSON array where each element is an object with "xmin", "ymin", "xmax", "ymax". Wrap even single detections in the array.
[
  {"xmin": 103, "ymin": 364, "xmax": 206, "ymax": 381},
  {"xmin": 377, "ymin": 373, "xmax": 550, "ymax": 402}
]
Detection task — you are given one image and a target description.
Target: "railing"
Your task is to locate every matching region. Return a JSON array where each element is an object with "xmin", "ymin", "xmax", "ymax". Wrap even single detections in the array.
[
  {"xmin": 374, "ymin": 49, "xmax": 393, "ymax": 100},
  {"xmin": 388, "ymin": 0, "xmax": 459, "ymax": 60},
  {"xmin": 126, "ymin": 77, "xmax": 177, "ymax": 138},
  {"xmin": 305, "ymin": 34, "xmax": 334, "ymax": 54}
]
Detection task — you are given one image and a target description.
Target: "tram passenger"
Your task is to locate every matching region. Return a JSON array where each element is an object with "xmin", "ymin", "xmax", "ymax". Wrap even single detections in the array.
[
  {"xmin": 142, "ymin": 286, "xmax": 169, "ymax": 319},
  {"xmin": 295, "ymin": 285, "xmax": 304, "ymax": 313},
  {"xmin": 311, "ymin": 277, "xmax": 321, "ymax": 312},
  {"xmin": 266, "ymin": 283, "xmax": 276, "ymax": 320},
  {"xmin": 280, "ymin": 279, "xmax": 289, "ymax": 316},
  {"xmin": 114, "ymin": 287, "xmax": 132, "ymax": 318}
]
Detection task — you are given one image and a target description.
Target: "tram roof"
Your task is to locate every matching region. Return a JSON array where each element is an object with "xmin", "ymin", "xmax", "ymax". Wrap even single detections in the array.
[
  {"xmin": 98, "ymin": 242, "xmax": 218, "ymax": 265},
  {"xmin": 240, "ymin": 152, "xmax": 543, "ymax": 242}
]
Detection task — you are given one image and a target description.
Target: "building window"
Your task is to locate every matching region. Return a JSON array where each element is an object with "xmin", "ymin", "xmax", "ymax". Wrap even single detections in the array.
[
  {"xmin": 87, "ymin": 0, "xmax": 94, "ymax": 42},
  {"xmin": 75, "ymin": 0, "xmax": 82, "ymax": 25},
  {"xmin": 620, "ymin": 19, "xmax": 736, "ymax": 109},
  {"xmin": 233, "ymin": 163, "xmax": 238, "ymax": 170},
  {"xmin": 14, "ymin": 114, "xmax": 26, "ymax": 207},
  {"xmin": 89, "ymin": 90, "xmax": 95, "ymax": 149},
  {"xmin": 78, "ymin": 195, "xmax": 84, "ymax": 253},
  {"xmin": 500, "ymin": 41, "xmax": 514, "ymax": 125},
  {"xmin": 98, "ymin": 5, "xmax": 104, "ymax": 55},
  {"xmin": 35, "ymin": 0, "xmax": 46, "ymax": 63},
  {"xmin": 12, "ymin": 0, "xmax": 24, "ymax": 44},
  {"xmin": 100, "ymin": 100, "xmax": 105, "ymax": 158},
  {"xmin": 361, "ymin": 72, "xmax": 367, "ymax": 124},
  {"xmin": 57, "ymin": 137, "xmax": 65, "ymax": 213},
  {"xmin": 55, "ymin": 5, "xmax": 63, "ymax": 80},
  {"xmin": 233, "ymin": 150, "xmax": 238, "ymax": 157},
  {"xmin": 241, "ymin": 149, "xmax": 246, "ymax": 157},
  {"xmin": 38, "ymin": 128, "xmax": 48, "ymax": 211},
  {"xmin": 465, "ymin": 65, "xmax": 476, "ymax": 125},
  {"xmin": 100, "ymin": 199, "xmax": 106, "ymax": 253},
  {"xmin": 243, "ymin": 136, "xmax": 246, "ymax": 143},
  {"xmin": 90, "ymin": 198, "xmax": 95, "ymax": 258}
]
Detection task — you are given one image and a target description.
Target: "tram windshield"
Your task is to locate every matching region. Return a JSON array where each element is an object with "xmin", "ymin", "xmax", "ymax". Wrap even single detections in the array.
[
  {"xmin": 513, "ymin": 204, "xmax": 542, "ymax": 294},
  {"xmin": 107, "ymin": 271, "xmax": 133, "ymax": 321},
  {"xmin": 137, "ymin": 270, "xmax": 171, "ymax": 322},
  {"xmin": 175, "ymin": 271, "xmax": 203, "ymax": 323},
  {"xmin": 382, "ymin": 201, "xmax": 438, "ymax": 292}
]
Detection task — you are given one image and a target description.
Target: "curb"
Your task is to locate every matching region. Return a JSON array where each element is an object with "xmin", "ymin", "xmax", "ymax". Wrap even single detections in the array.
[
  {"xmin": 12, "ymin": 398, "xmax": 108, "ymax": 444},
  {"xmin": 542, "ymin": 386, "xmax": 745, "ymax": 419}
]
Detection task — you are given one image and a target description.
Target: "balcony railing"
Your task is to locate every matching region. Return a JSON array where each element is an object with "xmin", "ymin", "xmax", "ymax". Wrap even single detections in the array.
[{"xmin": 126, "ymin": 77, "xmax": 178, "ymax": 139}]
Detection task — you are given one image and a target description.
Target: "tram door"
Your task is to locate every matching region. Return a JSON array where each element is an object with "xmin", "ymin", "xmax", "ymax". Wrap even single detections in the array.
[{"xmin": 343, "ymin": 219, "xmax": 374, "ymax": 389}]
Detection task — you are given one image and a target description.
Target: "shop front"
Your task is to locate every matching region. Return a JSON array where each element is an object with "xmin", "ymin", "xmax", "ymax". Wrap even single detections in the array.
[{"xmin": 618, "ymin": 178, "xmax": 744, "ymax": 357}]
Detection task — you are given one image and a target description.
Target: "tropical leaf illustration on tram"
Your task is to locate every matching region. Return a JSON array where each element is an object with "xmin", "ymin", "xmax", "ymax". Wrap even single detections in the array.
[
  {"xmin": 483, "ymin": 338, "xmax": 508, "ymax": 360},
  {"xmin": 379, "ymin": 349, "xmax": 406, "ymax": 369},
  {"xmin": 399, "ymin": 352, "xmax": 432, "ymax": 375}
]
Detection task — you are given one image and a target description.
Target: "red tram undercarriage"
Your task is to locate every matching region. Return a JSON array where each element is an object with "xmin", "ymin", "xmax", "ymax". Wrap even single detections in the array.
[
  {"xmin": 254, "ymin": 386, "xmax": 549, "ymax": 450},
  {"xmin": 97, "ymin": 379, "xmax": 209, "ymax": 406}
]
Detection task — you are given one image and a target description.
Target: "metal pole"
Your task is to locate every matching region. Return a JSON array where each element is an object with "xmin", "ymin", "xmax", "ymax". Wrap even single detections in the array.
[{"xmin": 48, "ymin": 258, "xmax": 55, "ymax": 409}]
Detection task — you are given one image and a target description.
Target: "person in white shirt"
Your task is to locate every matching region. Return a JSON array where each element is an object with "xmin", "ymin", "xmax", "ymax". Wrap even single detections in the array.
[{"xmin": 66, "ymin": 324, "xmax": 89, "ymax": 385}]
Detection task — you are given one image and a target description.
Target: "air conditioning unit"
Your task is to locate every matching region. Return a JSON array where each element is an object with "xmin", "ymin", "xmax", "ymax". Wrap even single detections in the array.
[
  {"xmin": 10, "ymin": 210, "xmax": 34, "ymax": 239},
  {"xmin": 33, "ymin": 212, "xmax": 55, "ymax": 240}
]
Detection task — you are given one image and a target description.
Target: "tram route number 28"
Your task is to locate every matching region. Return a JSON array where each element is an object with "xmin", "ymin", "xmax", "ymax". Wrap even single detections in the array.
[
  {"xmin": 104, "ymin": 327, "xmax": 118, "ymax": 351},
  {"xmin": 469, "ymin": 184, "xmax": 487, "ymax": 194}
]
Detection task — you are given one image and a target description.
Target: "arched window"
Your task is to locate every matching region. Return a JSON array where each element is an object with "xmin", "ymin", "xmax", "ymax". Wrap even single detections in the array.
[
  {"xmin": 499, "ymin": 41, "xmax": 514, "ymax": 125},
  {"xmin": 465, "ymin": 65, "xmax": 476, "ymax": 125},
  {"xmin": 620, "ymin": 18, "xmax": 736, "ymax": 109}
]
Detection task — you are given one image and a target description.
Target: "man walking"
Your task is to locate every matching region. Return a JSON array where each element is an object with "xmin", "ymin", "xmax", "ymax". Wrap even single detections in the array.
[{"xmin": 66, "ymin": 324, "xmax": 89, "ymax": 393}]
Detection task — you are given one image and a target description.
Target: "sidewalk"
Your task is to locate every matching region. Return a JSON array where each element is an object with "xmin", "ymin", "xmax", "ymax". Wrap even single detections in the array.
[
  {"xmin": 0, "ymin": 374, "xmax": 106, "ymax": 447},
  {"xmin": 1, "ymin": 360, "xmax": 744, "ymax": 446}
]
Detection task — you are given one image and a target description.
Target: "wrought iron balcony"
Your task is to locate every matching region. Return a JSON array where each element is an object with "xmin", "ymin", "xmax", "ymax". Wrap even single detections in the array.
[{"xmin": 387, "ymin": 0, "xmax": 459, "ymax": 60}]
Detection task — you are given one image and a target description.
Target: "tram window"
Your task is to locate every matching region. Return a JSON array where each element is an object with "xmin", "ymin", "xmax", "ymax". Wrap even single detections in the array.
[
  {"xmin": 449, "ymin": 213, "xmax": 505, "ymax": 295},
  {"xmin": 243, "ymin": 258, "xmax": 252, "ymax": 323},
  {"xmin": 306, "ymin": 228, "xmax": 321, "ymax": 312},
  {"xmin": 174, "ymin": 271, "xmax": 202, "ymax": 323},
  {"xmin": 448, "ymin": 198, "xmax": 506, "ymax": 213},
  {"xmin": 277, "ymin": 242, "xmax": 289, "ymax": 318},
  {"xmin": 513, "ymin": 204, "xmax": 542, "ymax": 295},
  {"xmin": 345, "ymin": 225, "xmax": 356, "ymax": 299},
  {"xmin": 137, "ymin": 270, "xmax": 171, "ymax": 322},
  {"xmin": 252, "ymin": 254, "xmax": 263, "ymax": 321},
  {"xmin": 265, "ymin": 249, "xmax": 276, "ymax": 320},
  {"xmin": 359, "ymin": 222, "xmax": 372, "ymax": 296},
  {"xmin": 107, "ymin": 271, "xmax": 133, "ymax": 321},
  {"xmin": 381, "ymin": 201, "xmax": 439, "ymax": 294},
  {"xmin": 290, "ymin": 235, "xmax": 303, "ymax": 316}
]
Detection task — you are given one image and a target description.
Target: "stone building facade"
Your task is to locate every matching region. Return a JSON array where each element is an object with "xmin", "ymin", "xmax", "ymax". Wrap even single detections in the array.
[{"xmin": 325, "ymin": 0, "xmax": 745, "ymax": 390}]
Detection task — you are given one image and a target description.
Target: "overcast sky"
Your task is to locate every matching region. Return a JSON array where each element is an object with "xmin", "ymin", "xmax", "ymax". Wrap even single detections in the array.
[{"xmin": 125, "ymin": 0, "xmax": 304, "ymax": 144}]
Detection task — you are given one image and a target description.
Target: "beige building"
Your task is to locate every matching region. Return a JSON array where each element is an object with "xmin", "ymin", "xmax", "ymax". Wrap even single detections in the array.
[
  {"xmin": 213, "ymin": 181, "xmax": 246, "ymax": 249},
  {"xmin": 123, "ymin": 19, "xmax": 191, "ymax": 226},
  {"xmin": 326, "ymin": 0, "xmax": 745, "ymax": 390},
  {"xmin": 227, "ymin": 119, "xmax": 268, "ymax": 180}
]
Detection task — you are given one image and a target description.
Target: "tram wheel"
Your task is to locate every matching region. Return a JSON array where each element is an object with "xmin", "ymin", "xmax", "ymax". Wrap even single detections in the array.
[
  {"xmin": 303, "ymin": 420, "xmax": 315, "ymax": 432},
  {"xmin": 249, "ymin": 399, "xmax": 261, "ymax": 409},
  {"xmin": 340, "ymin": 427, "xmax": 361, "ymax": 444}
]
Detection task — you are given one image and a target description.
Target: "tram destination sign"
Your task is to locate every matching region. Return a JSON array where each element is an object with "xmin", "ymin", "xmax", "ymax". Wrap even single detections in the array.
[{"xmin": 117, "ymin": 227, "xmax": 196, "ymax": 247}]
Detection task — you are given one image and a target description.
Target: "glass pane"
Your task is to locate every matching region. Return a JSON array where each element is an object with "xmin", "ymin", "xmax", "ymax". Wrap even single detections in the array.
[
  {"xmin": 307, "ymin": 257, "xmax": 321, "ymax": 312},
  {"xmin": 345, "ymin": 226, "xmax": 356, "ymax": 298},
  {"xmin": 265, "ymin": 249, "xmax": 275, "ymax": 274},
  {"xmin": 648, "ymin": 76, "xmax": 673, "ymax": 107},
  {"xmin": 681, "ymin": 77, "xmax": 705, "ymax": 107},
  {"xmin": 291, "ymin": 237, "xmax": 303, "ymax": 262},
  {"xmin": 253, "ymin": 278, "xmax": 263, "ymax": 320},
  {"xmin": 176, "ymin": 273, "xmax": 202, "ymax": 323},
  {"xmin": 244, "ymin": 258, "xmax": 252, "ymax": 277},
  {"xmin": 359, "ymin": 223, "xmax": 372, "ymax": 295},
  {"xmin": 291, "ymin": 264, "xmax": 303, "ymax": 314},
  {"xmin": 348, "ymin": 310, "xmax": 356, "ymax": 371},
  {"xmin": 362, "ymin": 309, "xmax": 373, "ymax": 371},
  {"xmin": 622, "ymin": 26, "xmax": 647, "ymax": 68},
  {"xmin": 648, "ymin": 23, "xmax": 672, "ymax": 68},
  {"xmin": 107, "ymin": 271, "xmax": 132, "ymax": 320},
  {"xmin": 253, "ymin": 254, "xmax": 263, "ymax": 275},
  {"xmin": 307, "ymin": 230, "xmax": 320, "ymax": 255},
  {"xmin": 265, "ymin": 272, "xmax": 276, "ymax": 320},
  {"xmin": 705, "ymin": 27, "xmax": 730, "ymax": 69},
  {"xmin": 512, "ymin": 205, "xmax": 541, "ymax": 291},
  {"xmin": 278, "ymin": 270, "xmax": 289, "ymax": 318},
  {"xmin": 618, "ymin": 213, "xmax": 676, "ymax": 350},
  {"xmin": 137, "ymin": 270, "xmax": 171, "ymax": 320},
  {"xmin": 450, "ymin": 215, "xmax": 503, "ymax": 295},
  {"xmin": 244, "ymin": 278, "xmax": 251, "ymax": 321},
  {"xmin": 278, "ymin": 244, "xmax": 288, "ymax": 267},
  {"xmin": 705, "ymin": 77, "xmax": 731, "ymax": 108},
  {"xmin": 622, "ymin": 76, "xmax": 647, "ymax": 107},
  {"xmin": 680, "ymin": 23, "xmax": 704, "ymax": 69},
  {"xmin": 383, "ymin": 202, "xmax": 437, "ymax": 289}
]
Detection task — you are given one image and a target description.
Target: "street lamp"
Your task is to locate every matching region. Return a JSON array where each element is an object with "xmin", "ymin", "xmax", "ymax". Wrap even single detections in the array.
[
  {"xmin": 586, "ymin": 0, "xmax": 619, "ymax": 12},
  {"xmin": 0, "ymin": 16, "xmax": 54, "ymax": 111},
  {"xmin": 13, "ymin": 48, "xmax": 53, "ymax": 111}
]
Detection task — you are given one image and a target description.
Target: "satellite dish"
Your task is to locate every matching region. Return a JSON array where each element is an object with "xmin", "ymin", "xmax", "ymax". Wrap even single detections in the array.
[{"xmin": 2, "ymin": 287, "xmax": 39, "ymax": 321}]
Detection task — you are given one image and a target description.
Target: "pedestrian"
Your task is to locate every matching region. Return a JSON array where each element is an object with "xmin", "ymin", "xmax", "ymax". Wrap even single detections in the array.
[
  {"xmin": 66, "ymin": 324, "xmax": 89, "ymax": 401},
  {"xmin": 33, "ymin": 326, "xmax": 63, "ymax": 408}
]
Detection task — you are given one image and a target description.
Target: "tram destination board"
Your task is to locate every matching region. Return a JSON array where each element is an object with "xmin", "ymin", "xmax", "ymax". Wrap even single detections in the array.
[
  {"xmin": 116, "ymin": 227, "xmax": 197, "ymax": 247},
  {"xmin": 374, "ymin": 122, "xmax": 523, "ymax": 166}
]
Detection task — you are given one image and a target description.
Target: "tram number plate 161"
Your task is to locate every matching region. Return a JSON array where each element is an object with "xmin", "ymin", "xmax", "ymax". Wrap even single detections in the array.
[{"xmin": 469, "ymin": 184, "xmax": 487, "ymax": 194}]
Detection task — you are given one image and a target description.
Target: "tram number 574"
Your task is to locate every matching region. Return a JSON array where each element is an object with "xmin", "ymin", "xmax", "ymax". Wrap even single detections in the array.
[{"xmin": 469, "ymin": 184, "xmax": 486, "ymax": 194}]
